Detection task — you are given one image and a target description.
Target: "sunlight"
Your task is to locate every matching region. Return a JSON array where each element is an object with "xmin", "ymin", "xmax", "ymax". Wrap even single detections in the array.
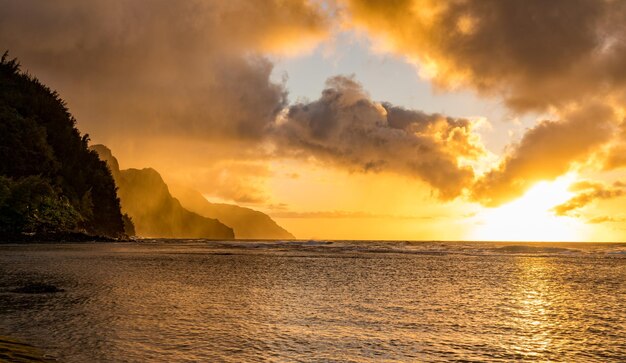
[{"xmin": 471, "ymin": 175, "xmax": 589, "ymax": 242}]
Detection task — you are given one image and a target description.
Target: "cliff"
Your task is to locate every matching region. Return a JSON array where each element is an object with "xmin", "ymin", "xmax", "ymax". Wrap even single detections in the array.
[
  {"xmin": 0, "ymin": 53, "xmax": 126, "ymax": 239},
  {"xmin": 91, "ymin": 145, "xmax": 233, "ymax": 239},
  {"xmin": 169, "ymin": 185, "xmax": 295, "ymax": 240},
  {"xmin": 92, "ymin": 145, "xmax": 293, "ymax": 239}
]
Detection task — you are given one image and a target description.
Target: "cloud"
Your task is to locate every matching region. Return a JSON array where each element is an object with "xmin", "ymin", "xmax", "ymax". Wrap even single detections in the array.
[
  {"xmin": 0, "ymin": 0, "xmax": 329, "ymax": 141},
  {"xmin": 168, "ymin": 160, "xmax": 273, "ymax": 205},
  {"xmin": 0, "ymin": 0, "xmax": 337, "ymax": 200},
  {"xmin": 344, "ymin": 0, "xmax": 626, "ymax": 111},
  {"xmin": 6, "ymin": 0, "xmax": 626, "ymax": 209},
  {"xmin": 587, "ymin": 216, "xmax": 626, "ymax": 224},
  {"xmin": 272, "ymin": 75, "xmax": 485, "ymax": 199},
  {"xmin": 471, "ymin": 103, "xmax": 617, "ymax": 206},
  {"xmin": 552, "ymin": 180, "xmax": 626, "ymax": 216},
  {"xmin": 602, "ymin": 119, "xmax": 626, "ymax": 170},
  {"xmin": 337, "ymin": 1, "xmax": 626, "ymax": 205},
  {"xmin": 269, "ymin": 210, "xmax": 454, "ymax": 220}
]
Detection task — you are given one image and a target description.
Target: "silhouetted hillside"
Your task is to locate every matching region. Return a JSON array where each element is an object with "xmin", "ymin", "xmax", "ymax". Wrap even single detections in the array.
[
  {"xmin": 91, "ymin": 145, "xmax": 234, "ymax": 239},
  {"xmin": 169, "ymin": 186, "xmax": 295, "ymax": 240},
  {"xmin": 92, "ymin": 145, "xmax": 293, "ymax": 239},
  {"xmin": 0, "ymin": 53, "xmax": 126, "ymax": 239}
]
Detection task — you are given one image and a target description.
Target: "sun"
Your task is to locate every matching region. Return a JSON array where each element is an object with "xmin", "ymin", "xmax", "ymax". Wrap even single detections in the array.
[{"xmin": 471, "ymin": 175, "xmax": 590, "ymax": 242}]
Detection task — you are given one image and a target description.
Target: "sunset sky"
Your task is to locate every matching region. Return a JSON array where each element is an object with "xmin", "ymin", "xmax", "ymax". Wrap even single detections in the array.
[{"xmin": 3, "ymin": 0, "xmax": 626, "ymax": 241}]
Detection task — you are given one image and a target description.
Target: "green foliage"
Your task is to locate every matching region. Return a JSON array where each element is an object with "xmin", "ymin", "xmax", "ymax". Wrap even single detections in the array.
[
  {"xmin": 0, "ymin": 52, "xmax": 125, "ymax": 238},
  {"xmin": 0, "ymin": 175, "xmax": 80, "ymax": 234}
]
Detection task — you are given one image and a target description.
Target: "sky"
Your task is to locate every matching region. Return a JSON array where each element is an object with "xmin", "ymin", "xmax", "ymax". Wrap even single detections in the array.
[{"xmin": 2, "ymin": 0, "xmax": 626, "ymax": 241}]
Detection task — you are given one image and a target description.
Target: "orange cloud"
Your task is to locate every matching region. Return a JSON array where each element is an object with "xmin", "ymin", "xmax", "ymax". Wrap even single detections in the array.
[
  {"xmin": 0, "ymin": 0, "xmax": 330, "ymax": 143},
  {"xmin": 340, "ymin": 1, "xmax": 626, "ymax": 206},
  {"xmin": 472, "ymin": 103, "xmax": 617, "ymax": 206},
  {"xmin": 553, "ymin": 180, "xmax": 626, "ymax": 216},
  {"xmin": 602, "ymin": 119, "xmax": 626, "ymax": 170},
  {"xmin": 345, "ymin": 0, "xmax": 626, "ymax": 111},
  {"xmin": 6, "ymin": 0, "xmax": 626, "ymax": 213},
  {"xmin": 0, "ymin": 0, "xmax": 334, "ymax": 201}
]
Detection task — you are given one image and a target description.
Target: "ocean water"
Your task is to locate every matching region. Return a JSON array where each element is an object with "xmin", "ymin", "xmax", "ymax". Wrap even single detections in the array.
[{"xmin": 0, "ymin": 240, "xmax": 625, "ymax": 362}]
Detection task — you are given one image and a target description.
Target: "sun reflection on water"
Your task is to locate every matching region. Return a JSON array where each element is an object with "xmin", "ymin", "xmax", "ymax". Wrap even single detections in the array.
[
  {"xmin": 0, "ymin": 242, "xmax": 624, "ymax": 362},
  {"xmin": 506, "ymin": 256, "xmax": 575, "ymax": 359}
]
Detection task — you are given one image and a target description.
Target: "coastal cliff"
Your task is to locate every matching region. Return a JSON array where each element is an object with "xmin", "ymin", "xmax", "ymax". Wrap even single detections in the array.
[
  {"xmin": 91, "ymin": 145, "xmax": 234, "ymax": 239},
  {"xmin": 169, "ymin": 185, "xmax": 294, "ymax": 240},
  {"xmin": 0, "ymin": 53, "xmax": 126, "ymax": 240},
  {"xmin": 92, "ymin": 144, "xmax": 293, "ymax": 239}
]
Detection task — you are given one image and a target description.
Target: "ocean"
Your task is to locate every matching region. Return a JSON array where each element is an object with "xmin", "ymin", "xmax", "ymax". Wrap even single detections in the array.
[{"xmin": 0, "ymin": 240, "xmax": 625, "ymax": 362}]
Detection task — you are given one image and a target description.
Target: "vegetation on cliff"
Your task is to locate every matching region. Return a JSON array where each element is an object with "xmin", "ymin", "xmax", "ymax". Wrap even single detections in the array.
[{"xmin": 0, "ymin": 53, "xmax": 127, "ymax": 239}]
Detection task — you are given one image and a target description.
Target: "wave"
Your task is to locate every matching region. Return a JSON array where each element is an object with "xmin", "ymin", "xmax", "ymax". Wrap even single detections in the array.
[{"xmin": 133, "ymin": 239, "xmax": 626, "ymax": 258}]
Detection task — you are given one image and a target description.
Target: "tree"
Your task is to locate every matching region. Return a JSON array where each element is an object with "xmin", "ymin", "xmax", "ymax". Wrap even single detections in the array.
[{"xmin": 0, "ymin": 52, "xmax": 126, "ymax": 238}]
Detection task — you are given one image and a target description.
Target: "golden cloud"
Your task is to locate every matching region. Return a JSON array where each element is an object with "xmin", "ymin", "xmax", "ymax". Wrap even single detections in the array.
[
  {"xmin": 553, "ymin": 180, "xmax": 626, "ymax": 216},
  {"xmin": 472, "ymin": 103, "xmax": 617, "ymax": 206},
  {"xmin": 0, "ymin": 0, "xmax": 330, "ymax": 143},
  {"xmin": 345, "ymin": 0, "xmax": 626, "ymax": 111}
]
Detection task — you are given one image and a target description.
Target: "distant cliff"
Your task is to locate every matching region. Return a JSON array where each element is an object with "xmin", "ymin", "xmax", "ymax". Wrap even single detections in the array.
[
  {"xmin": 92, "ymin": 145, "xmax": 294, "ymax": 239},
  {"xmin": 0, "ymin": 53, "xmax": 126, "ymax": 239},
  {"xmin": 169, "ymin": 185, "xmax": 294, "ymax": 240},
  {"xmin": 91, "ymin": 145, "xmax": 233, "ymax": 239}
]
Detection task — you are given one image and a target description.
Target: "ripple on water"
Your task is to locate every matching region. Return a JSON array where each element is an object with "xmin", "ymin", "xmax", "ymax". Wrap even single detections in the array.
[{"xmin": 0, "ymin": 241, "xmax": 624, "ymax": 362}]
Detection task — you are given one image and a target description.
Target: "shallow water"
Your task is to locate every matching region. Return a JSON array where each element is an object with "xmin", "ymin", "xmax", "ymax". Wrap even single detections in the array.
[{"xmin": 0, "ymin": 240, "xmax": 625, "ymax": 362}]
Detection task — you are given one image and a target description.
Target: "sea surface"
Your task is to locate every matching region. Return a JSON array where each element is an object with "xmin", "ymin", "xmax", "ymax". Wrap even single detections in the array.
[{"xmin": 0, "ymin": 240, "xmax": 625, "ymax": 362}]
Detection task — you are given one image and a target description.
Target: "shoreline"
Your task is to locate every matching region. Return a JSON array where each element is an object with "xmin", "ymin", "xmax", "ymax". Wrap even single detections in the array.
[{"xmin": 0, "ymin": 231, "xmax": 128, "ymax": 244}]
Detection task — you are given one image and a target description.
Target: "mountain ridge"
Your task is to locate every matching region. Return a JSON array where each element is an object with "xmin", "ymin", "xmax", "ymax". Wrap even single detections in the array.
[
  {"xmin": 168, "ymin": 185, "xmax": 295, "ymax": 240},
  {"xmin": 91, "ymin": 145, "xmax": 234, "ymax": 239}
]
